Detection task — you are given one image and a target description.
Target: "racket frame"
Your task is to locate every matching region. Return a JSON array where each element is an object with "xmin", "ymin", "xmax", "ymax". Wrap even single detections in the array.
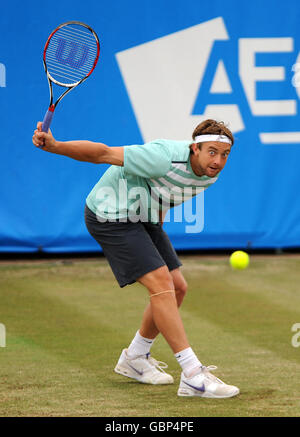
[{"xmin": 41, "ymin": 21, "xmax": 100, "ymax": 133}]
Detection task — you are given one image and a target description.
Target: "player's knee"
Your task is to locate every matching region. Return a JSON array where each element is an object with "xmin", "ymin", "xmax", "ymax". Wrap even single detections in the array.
[
  {"xmin": 140, "ymin": 265, "xmax": 174, "ymax": 294},
  {"xmin": 180, "ymin": 280, "xmax": 188, "ymax": 297},
  {"xmin": 175, "ymin": 278, "xmax": 188, "ymax": 305},
  {"xmin": 154, "ymin": 272, "xmax": 174, "ymax": 293}
]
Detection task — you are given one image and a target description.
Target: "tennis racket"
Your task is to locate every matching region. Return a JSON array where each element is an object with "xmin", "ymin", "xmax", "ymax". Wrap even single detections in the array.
[{"xmin": 41, "ymin": 21, "xmax": 100, "ymax": 135}]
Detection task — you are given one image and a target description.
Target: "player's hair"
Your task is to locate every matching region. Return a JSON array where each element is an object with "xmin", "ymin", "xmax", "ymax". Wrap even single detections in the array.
[{"xmin": 190, "ymin": 119, "xmax": 234, "ymax": 153}]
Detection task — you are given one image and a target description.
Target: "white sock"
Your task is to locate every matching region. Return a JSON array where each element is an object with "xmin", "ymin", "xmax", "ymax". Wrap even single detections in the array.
[
  {"xmin": 127, "ymin": 330, "xmax": 155, "ymax": 358},
  {"xmin": 175, "ymin": 347, "xmax": 202, "ymax": 377}
]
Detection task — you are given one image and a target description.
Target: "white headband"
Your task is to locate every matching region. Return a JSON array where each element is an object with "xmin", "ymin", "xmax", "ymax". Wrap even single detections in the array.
[{"xmin": 194, "ymin": 134, "xmax": 232, "ymax": 145}]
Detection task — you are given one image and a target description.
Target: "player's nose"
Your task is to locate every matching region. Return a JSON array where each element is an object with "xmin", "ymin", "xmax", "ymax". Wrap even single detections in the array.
[{"xmin": 212, "ymin": 154, "xmax": 222, "ymax": 166}]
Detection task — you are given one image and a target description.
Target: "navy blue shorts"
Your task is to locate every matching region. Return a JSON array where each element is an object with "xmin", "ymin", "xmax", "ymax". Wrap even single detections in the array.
[{"xmin": 84, "ymin": 205, "xmax": 182, "ymax": 288}]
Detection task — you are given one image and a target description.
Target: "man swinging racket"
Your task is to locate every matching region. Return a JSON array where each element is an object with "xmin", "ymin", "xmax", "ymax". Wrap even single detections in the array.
[{"xmin": 32, "ymin": 118, "xmax": 239, "ymax": 399}]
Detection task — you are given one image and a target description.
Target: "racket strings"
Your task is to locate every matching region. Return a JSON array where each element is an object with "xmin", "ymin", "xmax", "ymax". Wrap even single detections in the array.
[{"xmin": 45, "ymin": 23, "xmax": 99, "ymax": 85}]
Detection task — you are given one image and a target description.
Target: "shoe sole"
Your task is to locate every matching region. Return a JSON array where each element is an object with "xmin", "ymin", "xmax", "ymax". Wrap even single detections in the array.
[{"xmin": 177, "ymin": 387, "xmax": 240, "ymax": 398}]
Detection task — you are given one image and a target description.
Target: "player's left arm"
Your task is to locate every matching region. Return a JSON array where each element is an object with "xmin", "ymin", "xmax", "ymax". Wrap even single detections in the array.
[{"xmin": 32, "ymin": 122, "xmax": 124, "ymax": 166}]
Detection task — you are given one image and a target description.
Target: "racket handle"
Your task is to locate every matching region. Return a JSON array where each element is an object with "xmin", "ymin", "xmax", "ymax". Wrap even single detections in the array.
[{"xmin": 42, "ymin": 105, "xmax": 55, "ymax": 132}]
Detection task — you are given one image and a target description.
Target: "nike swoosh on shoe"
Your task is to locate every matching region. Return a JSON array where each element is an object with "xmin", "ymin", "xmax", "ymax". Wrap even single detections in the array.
[
  {"xmin": 183, "ymin": 381, "xmax": 205, "ymax": 392},
  {"xmin": 128, "ymin": 363, "xmax": 144, "ymax": 376}
]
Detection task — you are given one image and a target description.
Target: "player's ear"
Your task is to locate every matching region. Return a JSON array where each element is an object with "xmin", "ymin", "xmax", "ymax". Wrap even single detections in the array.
[{"xmin": 190, "ymin": 143, "xmax": 199, "ymax": 154}]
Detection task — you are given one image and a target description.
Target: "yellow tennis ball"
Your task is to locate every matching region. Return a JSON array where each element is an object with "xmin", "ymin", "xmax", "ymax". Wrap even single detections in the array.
[{"xmin": 230, "ymin": 251, "xmax": 249, "ymax": 270}]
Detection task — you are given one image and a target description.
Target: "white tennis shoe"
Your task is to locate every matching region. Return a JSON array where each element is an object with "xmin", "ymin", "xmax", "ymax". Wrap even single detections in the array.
[
  {"xmin": 177, "ymin": 365, "xmax": 239, "ymax": 398},
  {"xmin": 114, "ymin": 349, "xmax": 174, "ymax": 385}
]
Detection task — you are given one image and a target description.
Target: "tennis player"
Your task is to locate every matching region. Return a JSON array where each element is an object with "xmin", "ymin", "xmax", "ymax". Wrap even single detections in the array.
[{"xmin": 32, "ymin": 118, "xmax": 239, "ymax": 398}]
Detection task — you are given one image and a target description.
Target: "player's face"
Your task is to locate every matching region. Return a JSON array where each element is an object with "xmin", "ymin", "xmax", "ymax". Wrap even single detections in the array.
[{"xmin": 190, "ymin": 141, "xmax": 231, "ymax": 177}]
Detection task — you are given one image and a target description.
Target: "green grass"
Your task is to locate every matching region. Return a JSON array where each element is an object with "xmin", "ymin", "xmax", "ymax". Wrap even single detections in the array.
[{"xmin": 0, "ymin": 254, "xmax": 300, "ymax": 417}]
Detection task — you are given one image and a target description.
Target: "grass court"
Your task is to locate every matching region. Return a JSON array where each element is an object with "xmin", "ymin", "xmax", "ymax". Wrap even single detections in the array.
[{"xmin": 0, "ymin": 254, "xmax": 300, "ymax": 417}]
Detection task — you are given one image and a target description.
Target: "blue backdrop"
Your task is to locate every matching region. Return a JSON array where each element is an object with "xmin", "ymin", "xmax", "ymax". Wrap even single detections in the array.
[{"xmin": 1, "ymin": 0, "xmax": 300, "ymax": 253}]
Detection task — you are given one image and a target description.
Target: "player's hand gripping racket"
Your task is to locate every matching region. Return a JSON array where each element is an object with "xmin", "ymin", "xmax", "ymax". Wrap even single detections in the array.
[{"xmin": 41, "ymin": 21, "xmax": 100, "ymax": 138}]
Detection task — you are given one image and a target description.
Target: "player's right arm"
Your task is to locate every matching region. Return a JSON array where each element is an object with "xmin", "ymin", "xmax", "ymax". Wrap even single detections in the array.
[{"xmin": 32, "ymin": 122, "xmax": 124, "ymax": 166}]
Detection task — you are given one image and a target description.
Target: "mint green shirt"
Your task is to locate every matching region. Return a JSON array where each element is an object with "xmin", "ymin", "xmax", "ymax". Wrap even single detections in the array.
[{"xmin": 86, "ymin": 139, "xmax": 218, "ymax": 222}]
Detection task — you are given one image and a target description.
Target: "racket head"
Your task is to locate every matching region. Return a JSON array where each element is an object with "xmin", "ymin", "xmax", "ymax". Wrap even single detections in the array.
[{"xmin": 43, "ymin": 21, "xmax": 100, "ymax": 87}]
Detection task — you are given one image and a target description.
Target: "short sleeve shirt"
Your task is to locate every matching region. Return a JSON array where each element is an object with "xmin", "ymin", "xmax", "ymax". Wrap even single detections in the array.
[{"xmin": 86, "ymin": 139, "xmax": 219, "ymax": 222}]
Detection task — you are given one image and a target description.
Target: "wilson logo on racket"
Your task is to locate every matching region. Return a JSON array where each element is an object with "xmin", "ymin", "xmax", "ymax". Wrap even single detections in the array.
[
  {"xmin": 55, "ymin": 39, "xmax": 89, "ymax": 69},
  {"xmin": 40, "ymin": 21, "xmax": 100, "ymax": 140}
]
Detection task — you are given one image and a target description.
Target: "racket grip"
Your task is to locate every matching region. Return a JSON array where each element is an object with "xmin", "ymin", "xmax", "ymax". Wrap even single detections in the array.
[{"xmin": 42, "ymin": 105, "xmax": 55, "ymax": 133}]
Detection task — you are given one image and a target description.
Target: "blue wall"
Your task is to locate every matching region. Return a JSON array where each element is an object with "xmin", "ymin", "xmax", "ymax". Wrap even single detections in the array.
[{"xmin": 1, "ymin": 0, "xmax": 300, "ymax": 252}]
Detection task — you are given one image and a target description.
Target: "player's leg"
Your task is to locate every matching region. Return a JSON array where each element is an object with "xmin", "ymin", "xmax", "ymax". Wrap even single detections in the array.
[
  {"xmin": 122, "ymin": 268, "xmax": 187, "ymax": 384},
  {"xmin": 138, "ymin": 266, "xmax": 189, "ymax": 353},
  {"xmin": 115, "ymin": 265, "xmax": 191, "ymax": 385},
  {"xmin": 135, "ymin": 222, "xmax": 187, "ymax": 342},
  {"xmin": 120, "ymin": 224, "xmax": 194, "ymax": 378},
  {"xmin": 115, "ymin": 265, "xmax": 185, "ymax": 384},
  {"xmin": 138, "ymin": 268, "xmax": 187, "ymax": 340}
]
